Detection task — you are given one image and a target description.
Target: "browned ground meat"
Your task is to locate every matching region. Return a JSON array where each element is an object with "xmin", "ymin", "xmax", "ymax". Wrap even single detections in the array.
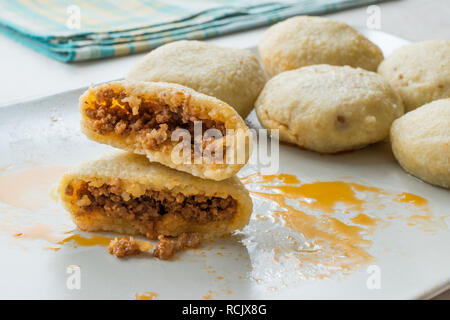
[
  {"xmin": 108, "ymin": 237, "xmax": 142, "ymax": 258},
  {"xmin": 84, "ymin": 88, "xmax": 226, "ymax": 151},
  {"xmin": 153, "ymin": 232, "xmax": 201, "ymax": 260},
  {"xmin": 67, "ymin": 179, "xmax": 237, "ymax": 225}
]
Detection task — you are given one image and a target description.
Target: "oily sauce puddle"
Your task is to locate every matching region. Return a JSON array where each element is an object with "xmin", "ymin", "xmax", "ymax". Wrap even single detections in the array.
[
  {"xmin": 0, "ymin": 164, "xmax": 153, "ymax": 252},
  {"xmin": 11, "ymin": 223, "xmax": 153, "ymax": 252},
  {"xmin": 135, "ymin": 292, "xmax": 158, "ymax": 300},
  {"xmin": 240, "ymin": 173, "xmax": 447, "ymax": 283},
  {"xmin": 0, "ymin": 164, "xmax": 69, "ymax": 211},
  {"xmin": 0, "ymin": 164, "xmax": 446, "ymax": 288}
]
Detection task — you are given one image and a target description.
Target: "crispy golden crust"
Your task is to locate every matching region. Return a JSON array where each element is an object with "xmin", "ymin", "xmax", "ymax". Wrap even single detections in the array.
[
  {"xmin": 58, "ymin": 151, "xmax": 253, "ymax": 239},
  {"xmin": 79, "ymin": 80, "xmax": 252, "ymax": 181}
]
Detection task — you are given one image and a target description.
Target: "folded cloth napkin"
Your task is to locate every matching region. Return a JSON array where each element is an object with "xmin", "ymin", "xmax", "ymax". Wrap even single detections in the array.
[{"xmin": 0, "ymin": 0, "xmax": 386, "ymax": 62}]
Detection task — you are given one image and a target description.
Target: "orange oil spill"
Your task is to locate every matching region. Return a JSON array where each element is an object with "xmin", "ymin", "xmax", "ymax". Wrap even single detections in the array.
[
  {"xmin": 269, "ymin": 196, "xmax": 373, "ymax": 271},
  {"xmin": 394, "ymin": 192, "xmax": 447, "ymax": 232},
  {"xmin": 44, "ymin": 246, "xmax": 61, "ymax": 251},
  {"xmin": 204, "ymin": 264, "xmax": 216, "ymax": 274},
  {"xmin": 350, "ymin": 213, "xmax": 378, "ymax": 226},
  {"xmin": 11, "ymin": 221, "xmax": 153, "ymax": 251},
  {"xmin": 395, "ymin": 192, "xmax": 428, "ymax": 206},
  {"xmin": 14, "ymin": 222, "xmax": 67, "ymax": 243},
  {"xmin": 404, "ymin": 212, "xmax": 447, "ymax": 233},
  {"xmin": 262, "ymin": 181, "xmax": 386, "ymax": 213},
  {"xmin": 0, "ymin": 171, "xmax": 154, "ymax": 251},
  {"xmin": 135, "ymin": 292, "xmax": 158, "ymax": 300},
  {"xmin": 58, "ymin": 234, "xmax": 113, "ymax": 247},
  {"xmin": 203, "ymin": 290, "xmax": 213, "ymax": 300},
  {"xmin": 0, "ymin": 164, "xmax": 69, "ymax": 211},
  {"xmin": 243, "ymin": 172, "xmax": 385, "ymax": 213},
  {"xmin": 12, "ymin": 223, "xmax": 112, "ymax": 247},
  {"xmin": 57, "ymin": 233, "xmax": 153, "ymax": 251},
  {"xmin": 240, "ymin": 173, "xmax": 300, "ymax": 185},
  {"xmin": 241, "ymin": 172, "xmax": 445, "ymax": 276}
]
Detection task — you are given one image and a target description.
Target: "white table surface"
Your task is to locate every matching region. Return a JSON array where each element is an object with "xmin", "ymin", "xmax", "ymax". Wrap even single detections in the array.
[{"xmin": 0, "ymin": 0, "xmax": 449, "ymax": 299}]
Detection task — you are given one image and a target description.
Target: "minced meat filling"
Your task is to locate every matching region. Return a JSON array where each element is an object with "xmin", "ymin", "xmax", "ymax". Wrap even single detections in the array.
[
  {"xmin": 66, "ymin": 179, "xmax": 237, "ymax": 224},
  {"xmin": 84, "ymin": 88, "xmax": 226, "ymax": 151}
]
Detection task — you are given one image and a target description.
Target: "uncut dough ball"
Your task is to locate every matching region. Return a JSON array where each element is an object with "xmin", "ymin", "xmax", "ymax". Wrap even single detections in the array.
[
  {"xmin": 255, "ymin": 65, "xmax": 404, "ymax": 153},
  {"xmin": 390, "ymin": 99, "xmax": 450, "ymax": 188},
  {"xmin": 378, "ymin": 40, "xmax": 450, "ymax": 112},
  {"xmin": 127, "ymin": 40, "xmax": 267, "ymax": 118},
  {"xmin": 258, "ymin": 16, "xmax": 384, "ymax": 76}
]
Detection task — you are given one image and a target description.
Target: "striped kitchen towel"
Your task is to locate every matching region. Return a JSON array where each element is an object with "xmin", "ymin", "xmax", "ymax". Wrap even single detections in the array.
[{"xmin": 0, "ymin": 0, "xmax": 387, "ymax": 62}]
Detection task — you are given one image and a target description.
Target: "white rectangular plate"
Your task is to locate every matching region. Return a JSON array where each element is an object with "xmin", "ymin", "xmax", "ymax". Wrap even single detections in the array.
[{"xmin": 0, "ymin": 29, "xmax": 448, "ymax": 300}]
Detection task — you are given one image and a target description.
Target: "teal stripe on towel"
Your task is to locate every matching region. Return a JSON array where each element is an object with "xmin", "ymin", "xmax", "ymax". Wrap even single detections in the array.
[{"xmin": 0, "ymin": 0, "xmax": 388, "ymax": 62}]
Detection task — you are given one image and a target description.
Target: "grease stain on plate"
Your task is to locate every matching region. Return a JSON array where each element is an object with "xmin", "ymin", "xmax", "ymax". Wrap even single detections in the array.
[
  {"xmin": 240, "ymin": 173, "xmax": 447, "ymax": 285},
  {"xmin": 0, "ymin": 164, "xmax": 153, "ymax": 252},
  {"xmin": 0, "ymin": 164, "xmax": 69, "ymax": 211},
  {"xmin": 12, "ymin": 222, "xmax": 153, "ymax": 251},
  {"xmin": 203, "ymin": 290, "xmax": 213, "ymax": 300},
  {"xmin": 135, "ymin": 292, "xmax": 158, "ymax": 300},
  {"xmin": 1, "ymin": 163, "xmax": 447, "ymax": 294},
  {"xmin": 13, "ymin": 222, "xmax": 70, "ymax": 244}
]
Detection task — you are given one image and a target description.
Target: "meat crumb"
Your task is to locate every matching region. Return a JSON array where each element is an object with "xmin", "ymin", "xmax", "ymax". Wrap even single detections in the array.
[
  {"xmin": 108, "ymin": 237, "xmax": 142, "ymax": 258},
  {"xmin": 85, "ymin": 87, "xmax": 226, "ymax": 154},
  {"xmin": 153, "ymin": 232, "xmax": 201, "ymax": 260}
]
